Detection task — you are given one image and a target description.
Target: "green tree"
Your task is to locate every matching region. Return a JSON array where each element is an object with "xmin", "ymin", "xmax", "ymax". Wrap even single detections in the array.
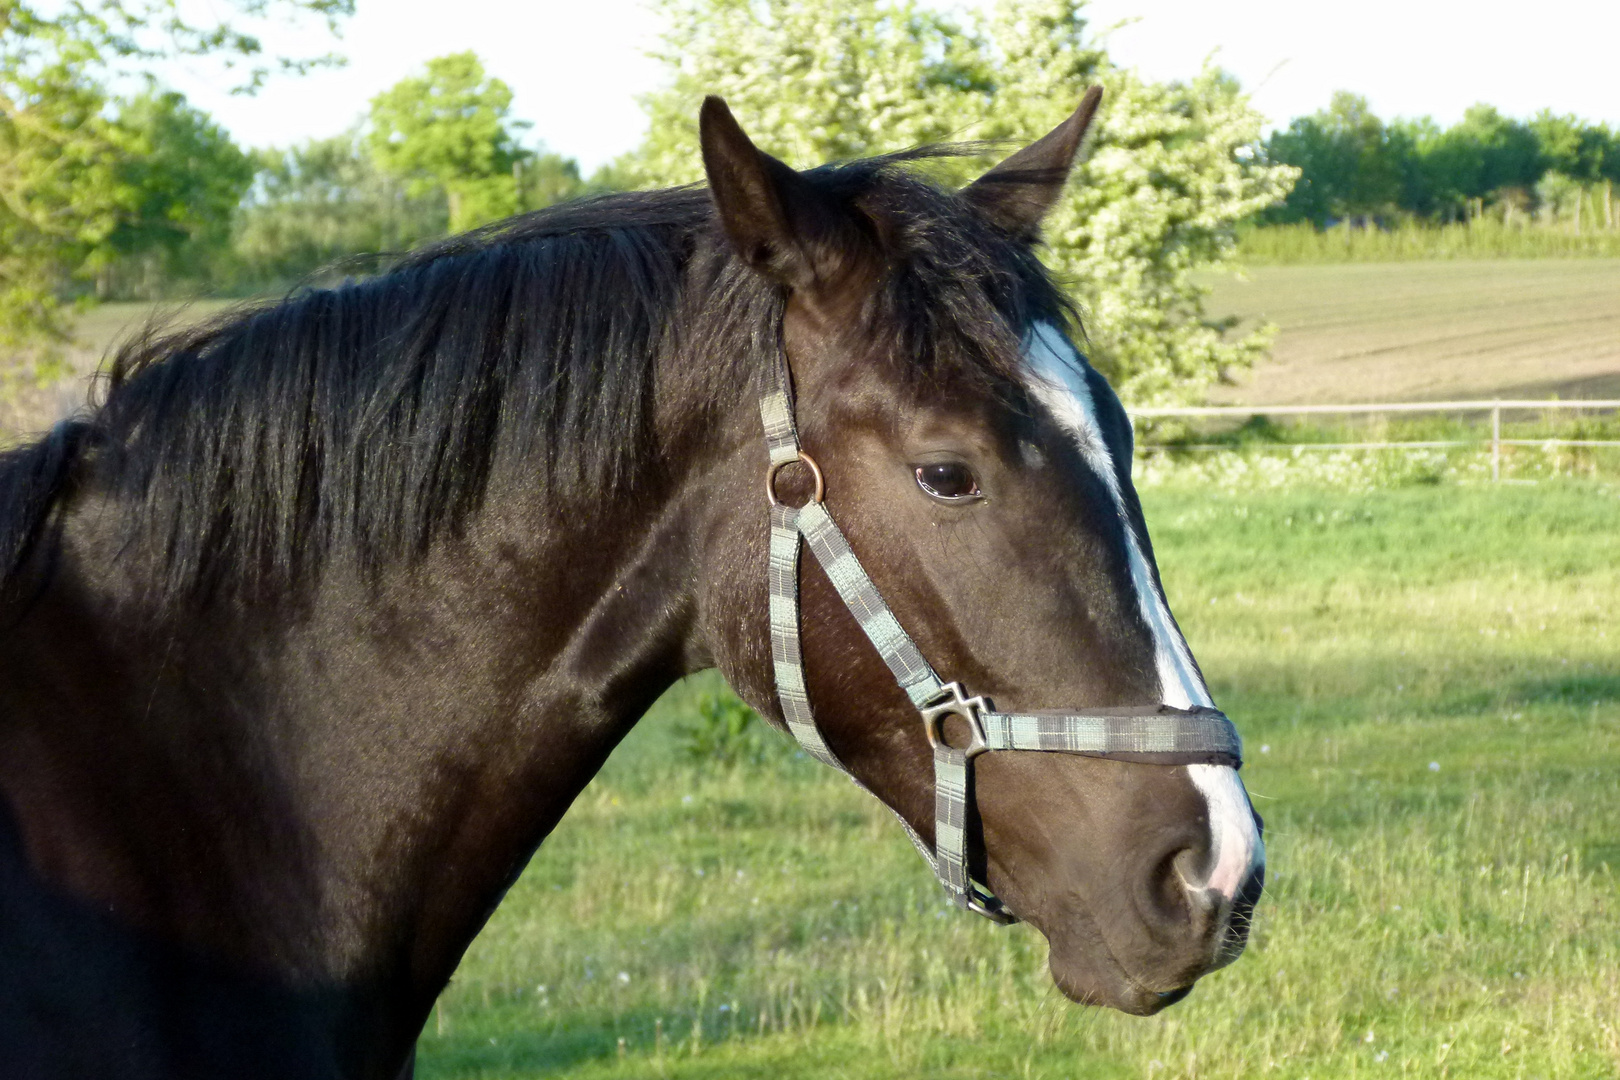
[
  {"xmin": 367, "ymin": 53, "xmax": 529, "ymax": 234},
  {"xmin": 1451, "ymin": 104, "xmax": 1540, "ymax": 197},
  {"xmin": 97, "ymin": 91, "xmax": 255, "ymax": 298},
  {"xmin": 226, "ymin": 133, "xmax": 448, "ymax": 292},
  {"xmin": 0, "ymin": 0, "xmax": 352, "ymax": 347},
  {"xmin": 622, "ymin": 0, "xmax": 1293, "ymax": 404},
  {"xmin": 1264, "ymin": 92, "xmax": 1401, "ymax": 226},
  {"xmin": 1529, "ymin": 111, "xmax": 1617, "ymax": 185},
  {"xmin": 518, "ymin": 148, "xmax": 591, "ymax": 211}
]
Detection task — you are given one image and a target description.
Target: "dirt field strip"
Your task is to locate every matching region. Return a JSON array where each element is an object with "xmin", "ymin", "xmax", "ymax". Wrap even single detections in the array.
[{"xmin": 1203, "ymin": 260, "xmax": 1620, "ymax": 405}]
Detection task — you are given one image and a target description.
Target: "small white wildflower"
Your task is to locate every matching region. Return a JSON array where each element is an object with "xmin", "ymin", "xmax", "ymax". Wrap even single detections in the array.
[
  {"xmin": 1260, "ymin": 744, "xmax": 1271, "ymax": 754},
  {"xmin": 1428, "ymin": 762, "xmax": 1440, "ymax": 772},
  {"xmin": 617, "ymin": 971, "xmax": 630, "ymax": 985}
]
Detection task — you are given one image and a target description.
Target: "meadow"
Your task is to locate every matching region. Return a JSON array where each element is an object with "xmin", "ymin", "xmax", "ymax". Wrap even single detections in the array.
[{"xmin": 414, "ymin": 479, "xmax": 1620, "ymax": 1080}]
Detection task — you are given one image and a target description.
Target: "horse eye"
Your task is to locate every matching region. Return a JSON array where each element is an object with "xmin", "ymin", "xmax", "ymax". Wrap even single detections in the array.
[{"xmin": 915, "ymin": 463, "xmax": 981, "ymax": 501}]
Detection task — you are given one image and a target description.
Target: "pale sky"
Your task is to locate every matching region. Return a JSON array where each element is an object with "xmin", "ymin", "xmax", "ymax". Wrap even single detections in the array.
[{"xmin": 161, "ymin": 0, "xmax": 1620, "ymax": 174}]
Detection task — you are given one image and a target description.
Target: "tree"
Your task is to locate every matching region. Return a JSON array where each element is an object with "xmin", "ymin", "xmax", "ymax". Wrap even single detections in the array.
[
  {"xmin": 1264, "ymin": 92, "xmax": 1401, "ymax": 226},
  {"xmin": 623, "ymin": 0, "xmax": 994, "ymax": 186},
  {"xmin": 97, "ymin": 91, "xmax": 255, "ymax": 298},
  {"xmin": 226, "ymin": 133, "xmax": 448, "ymax": 292},
  {"xmin": 622, "ymin": 0, "xmax": 1294, "ymax": 404},
  {"xmin": 1451, "ymin": 104, "xmax": 1540, "ymax": 197},
  {"xmin": 0, "ymin": 0, "xmax": 352, "ymax": 347},
  {"xmin": 518, "ymin": 149, "xmax": 591, "ymax": 211},
  {"xmin": 367, "ymin": 53, "xmax": 529, "ymax": 234}
]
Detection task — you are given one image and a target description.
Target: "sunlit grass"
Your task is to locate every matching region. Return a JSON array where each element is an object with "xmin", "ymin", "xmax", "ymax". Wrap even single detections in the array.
[{"xmin": 419, "ymin": 481, "xmax": 1620, "ymax": 1079}]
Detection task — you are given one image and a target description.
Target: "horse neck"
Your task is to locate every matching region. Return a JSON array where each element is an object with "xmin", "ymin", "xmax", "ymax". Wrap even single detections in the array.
[{"xmin": 0, "ymin": 426, "xmax": 735, "ymax": 1010}]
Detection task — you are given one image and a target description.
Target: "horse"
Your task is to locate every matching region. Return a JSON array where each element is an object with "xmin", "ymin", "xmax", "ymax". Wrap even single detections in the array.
[{"xmin": 0, "ymin": 89, "xmax": 1263, "ymax": 1079}]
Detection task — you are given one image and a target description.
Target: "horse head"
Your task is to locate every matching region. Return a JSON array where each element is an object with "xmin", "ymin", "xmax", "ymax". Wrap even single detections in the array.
[{"xmin": 697, "ymin": 91, "xmax": 1264, "ymax": 1015}]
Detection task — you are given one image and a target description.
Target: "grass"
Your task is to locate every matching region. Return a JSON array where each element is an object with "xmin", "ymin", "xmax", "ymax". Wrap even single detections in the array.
[
  {"xmin": 1202, "ymin": 260, "xmax": 1620, "ymax": 405},
  {"xmin": 414, "ymin": 480, "xmax": 1620, "ymax": 1079},
  {"xmin": 1239, "ymin": 221, "xmax": 1620, "ymax": 264}
]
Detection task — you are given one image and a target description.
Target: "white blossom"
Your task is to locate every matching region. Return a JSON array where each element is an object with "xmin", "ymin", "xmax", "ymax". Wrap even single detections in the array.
[{"xmin": 620, "ymin": 0, "xmax": 1297, "ymax": 403}]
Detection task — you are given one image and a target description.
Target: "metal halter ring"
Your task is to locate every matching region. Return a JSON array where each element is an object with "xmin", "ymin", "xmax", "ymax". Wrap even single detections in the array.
[
  {"xmin": 766, "ymin": 451, "xmax": 825, "ymax": 508},
  {"xmin": 920, "ymin": 682, "xmax": 992, "ymax": 759}
]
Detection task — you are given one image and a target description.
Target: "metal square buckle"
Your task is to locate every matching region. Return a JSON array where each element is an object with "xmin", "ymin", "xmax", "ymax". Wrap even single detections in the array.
[{"xmin": 920, "ymin": 682, "xmax": 991, "ymax": 759}]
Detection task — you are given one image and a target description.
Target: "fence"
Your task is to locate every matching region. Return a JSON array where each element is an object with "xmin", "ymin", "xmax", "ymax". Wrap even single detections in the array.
[{"xmin": 1127, "ymin": 400, "xmax": 1620, "ymax": 482}]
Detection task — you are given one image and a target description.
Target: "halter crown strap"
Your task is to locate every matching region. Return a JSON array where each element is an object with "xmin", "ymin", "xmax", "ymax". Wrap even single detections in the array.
[{"xmin": 759, "ymin": 357, "xmax": 1242, "ymax": 922}]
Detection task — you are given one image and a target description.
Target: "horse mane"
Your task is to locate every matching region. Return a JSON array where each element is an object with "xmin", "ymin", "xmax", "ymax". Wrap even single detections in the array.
[{"xmin": 0, "ymin": 147, "xmax": 1075, "ymax": 612}]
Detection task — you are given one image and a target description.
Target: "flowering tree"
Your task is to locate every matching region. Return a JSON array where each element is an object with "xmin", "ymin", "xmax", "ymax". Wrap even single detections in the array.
[{"xmin": 621, "ymin": 0, "xmax": 1295, "ymax": 403}]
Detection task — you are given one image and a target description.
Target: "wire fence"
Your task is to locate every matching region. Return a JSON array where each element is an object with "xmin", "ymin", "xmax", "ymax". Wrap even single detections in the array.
[{"xmin": 1127, "ymin": 399, "xmax": 1620, "ymax": 482}]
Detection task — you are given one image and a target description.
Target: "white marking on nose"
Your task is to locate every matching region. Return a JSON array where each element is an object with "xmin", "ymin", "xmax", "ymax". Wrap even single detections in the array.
[{"xmin": 1022, "ymin": 323, "xmax": 1264, "ymax": 901}]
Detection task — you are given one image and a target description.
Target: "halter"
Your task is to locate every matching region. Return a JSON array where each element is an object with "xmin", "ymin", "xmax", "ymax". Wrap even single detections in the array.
[{"xmin": 760, "ymin": 354, "xmax": 1243, "ymax": 922}]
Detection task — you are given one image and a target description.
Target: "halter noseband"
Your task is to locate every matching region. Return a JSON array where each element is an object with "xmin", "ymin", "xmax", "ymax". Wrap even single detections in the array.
[{"xmin": 760, "ymin": 356, "xmax": 1243, "ymax": 923}]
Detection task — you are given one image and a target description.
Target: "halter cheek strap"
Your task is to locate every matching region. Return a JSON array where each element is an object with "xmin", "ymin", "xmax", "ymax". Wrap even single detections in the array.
[{"xmin": 759, "ymin": 364, "xmax": 1242, "ymax": 923}]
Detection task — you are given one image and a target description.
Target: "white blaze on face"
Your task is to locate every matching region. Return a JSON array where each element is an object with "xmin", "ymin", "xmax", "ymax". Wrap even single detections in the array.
[{"xmin": 1022, "ymin": 322, "xmax": 1264, "ymax": 902}]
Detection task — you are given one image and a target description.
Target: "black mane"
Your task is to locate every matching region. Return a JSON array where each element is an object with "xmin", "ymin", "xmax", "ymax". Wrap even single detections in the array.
[{"xmin": 0, "ymin": 149, "xmax": 1075, "ymax": 611}]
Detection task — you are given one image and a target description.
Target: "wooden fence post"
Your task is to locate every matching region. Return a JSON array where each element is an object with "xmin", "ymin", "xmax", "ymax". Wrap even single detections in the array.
[{"xmin": 1491, "ymin": 402, "xmax": 1502, "ymax": 482}]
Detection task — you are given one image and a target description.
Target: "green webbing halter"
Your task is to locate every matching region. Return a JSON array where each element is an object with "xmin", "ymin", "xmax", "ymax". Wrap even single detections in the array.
[{"xmin": 760, "ymin": 359, "xmax": 1242, "ymax": 922}]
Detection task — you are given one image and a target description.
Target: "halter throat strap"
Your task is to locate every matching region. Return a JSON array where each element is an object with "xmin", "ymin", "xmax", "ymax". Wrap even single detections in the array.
[{"xmin": 758, "ymin": 360, "xmax": 1242, "ymax": 922}]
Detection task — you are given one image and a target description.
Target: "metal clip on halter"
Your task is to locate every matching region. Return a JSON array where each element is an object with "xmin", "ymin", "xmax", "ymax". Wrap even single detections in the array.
[{"xmin": 920, "ymin": 683, "xmax": 990, "ymax": 759}]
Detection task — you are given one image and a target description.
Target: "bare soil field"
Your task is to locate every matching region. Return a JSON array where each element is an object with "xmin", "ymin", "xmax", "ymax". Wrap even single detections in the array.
[{"xmin": 1204, "ymin": 259, "xmax": 1620, "ymax": 405}]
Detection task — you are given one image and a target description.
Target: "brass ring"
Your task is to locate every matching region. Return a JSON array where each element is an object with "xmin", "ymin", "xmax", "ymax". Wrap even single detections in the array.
[{"xmin": 766, "ymin": 451, "xmax": 825, "ymax": 507}]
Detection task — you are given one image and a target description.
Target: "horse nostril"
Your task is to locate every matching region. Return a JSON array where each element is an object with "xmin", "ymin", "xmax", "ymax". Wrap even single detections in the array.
[
  {"xmin": 1137, "ymin": 844, "xmax": 1217, "ymax": 936},
  {"xmin": 1171, "ymin": 845, "xmax": 1211, "ymax": 893}
]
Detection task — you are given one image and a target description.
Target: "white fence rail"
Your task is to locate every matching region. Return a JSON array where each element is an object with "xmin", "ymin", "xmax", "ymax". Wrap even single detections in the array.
[{"xmin": 1126, "ymin": 399, "xmax": 1620, "ymax": 482}]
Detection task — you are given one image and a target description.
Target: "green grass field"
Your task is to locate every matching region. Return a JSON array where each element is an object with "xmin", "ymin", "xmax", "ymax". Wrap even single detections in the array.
[{"xmin": 413, "ymin": 481, "xmax": 1620, "ymax": 1080}]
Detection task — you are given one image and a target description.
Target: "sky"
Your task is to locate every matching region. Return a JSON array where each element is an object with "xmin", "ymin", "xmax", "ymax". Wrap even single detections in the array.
[{"xmin": 162, "ymin": 0, "xmax": 1620, "ymax": 174}]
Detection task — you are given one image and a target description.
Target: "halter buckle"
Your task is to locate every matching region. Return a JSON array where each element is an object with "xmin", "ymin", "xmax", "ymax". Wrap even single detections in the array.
[{"xmin": 920, "ymin": 682, "xmax": 991, "ymax": 759}]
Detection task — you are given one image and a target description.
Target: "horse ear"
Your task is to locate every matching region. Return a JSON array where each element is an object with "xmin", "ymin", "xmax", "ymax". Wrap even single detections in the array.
[
  {"xmin": 965, "ymin": 86, "xmax": 1103, "ymax": 241},
  {"xmin": 699, "ymin": 96, "xmax": 847, "ymax": 290}
]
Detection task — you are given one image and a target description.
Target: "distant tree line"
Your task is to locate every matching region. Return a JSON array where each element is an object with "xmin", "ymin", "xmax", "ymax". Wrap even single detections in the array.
[
  {"xmin": 1262, "ymin": 92, "xmax": 1619, "ymax": 230},
  {"xmin": 107, "ymin": 53, "xmax": 600, "ymax": 300}
]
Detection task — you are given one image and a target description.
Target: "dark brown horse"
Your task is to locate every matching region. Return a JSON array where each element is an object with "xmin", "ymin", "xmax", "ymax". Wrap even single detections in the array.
[{"xmin": 0, "ymin": 91, "xmax": 1262, "ymax": 1079}]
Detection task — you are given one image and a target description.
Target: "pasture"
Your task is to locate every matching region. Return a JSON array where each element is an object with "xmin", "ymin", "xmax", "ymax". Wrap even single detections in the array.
[
  {"xmin": 415, "ymin": 480, "xmax": 1620, "ymax": 1080},
  {"xmin": 1203, "ymin": 260, "xmax": 1620, "ymax": 405}
]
